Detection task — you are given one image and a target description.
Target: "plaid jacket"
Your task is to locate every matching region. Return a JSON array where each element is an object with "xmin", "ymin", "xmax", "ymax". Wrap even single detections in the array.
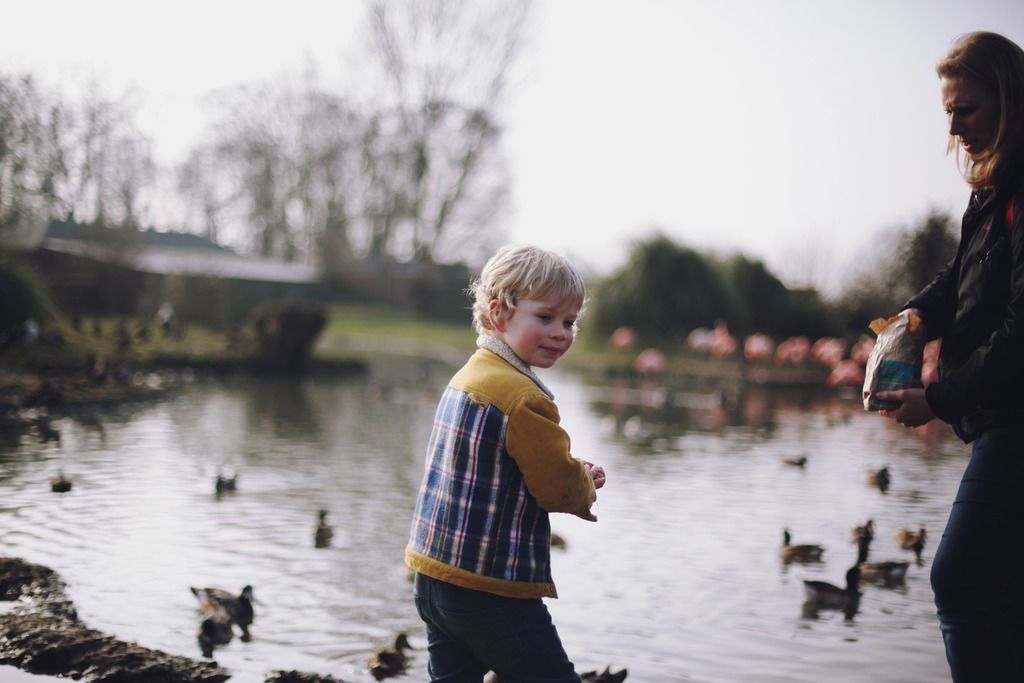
[{"xmin": 405, "ymin": 348, "xmax": 596, "ymax": 599}]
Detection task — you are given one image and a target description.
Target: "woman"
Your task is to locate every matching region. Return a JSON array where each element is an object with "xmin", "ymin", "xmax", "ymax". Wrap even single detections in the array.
[{"xmin": 877, "ymin": 31, "xmax": 1024, "ymax": 682}]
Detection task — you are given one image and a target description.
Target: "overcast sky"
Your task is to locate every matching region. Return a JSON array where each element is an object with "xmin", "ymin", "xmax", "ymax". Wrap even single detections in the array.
[{"xmin": 3, "ymin": 0, "xmax": 1023, "ymax": 295}]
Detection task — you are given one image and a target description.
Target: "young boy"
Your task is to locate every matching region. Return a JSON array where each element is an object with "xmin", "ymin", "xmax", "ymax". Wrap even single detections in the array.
[{"xmin": 406, "ymin": 245, "xmax": 606, "ymax": 683}]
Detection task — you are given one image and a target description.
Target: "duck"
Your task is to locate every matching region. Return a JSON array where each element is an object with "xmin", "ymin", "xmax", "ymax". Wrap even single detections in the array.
[
  {"xmin": 314, "ymin": 509, "xmax": 334, "ymax": 548},
  {"xmin": 215, "ymin": 471, "xmax": 238, "ymax": 497},
  {"xmin": 266, "ymin": 672, "xmax": 348, "ymax": 683},
  {"xmin": 851, "ymin": 519, "xmax": 875, "ymax": 547},
  {"xmin": 581, "ymin": 666, "xmax": 629, "ymax": 682},
  {"xmin": 50, "ymin": 471, "xmax": 72, "ymax": 493},
  {"xmin": 194, "ymin": 592, "xmax": 233, "ymax": 657},
  {"xmin": 781, "ymin": 529, "xmax": 825, "ymax": 563},
  {"xmin": 802, "ymin": 565, "xmax": 862, "ymax": 620},
  {"xmin": 782, "ymin": 455, "xmax": 807, "ymax": 468},
  {"xmin": 486, "ymin": 664, "xmax": 627, "ymax": 683},
  {"xmin": 367, "ymin": 632, "xmax": 412, "ymax": 680},
  {"xmin": 190, "ymin": 585, "xmax": 255, "ymax": 641},
  {"xmin": 855, "ymin": 534, "xmax": 910, "ymax": 586},
  {"xmin": 859, "ymin": 559, "xmax": 911, "ymax": 586},
  {"xmin": 897, "ymin": 527, "xmax": 927, "ymax": 561},
  {"xmin": 867, "ymin": 466, "xmax": 891, "ymax": 492},
  {"xmin": 550, "ymin": 532, "xmax": 568, "ymax": 550}
]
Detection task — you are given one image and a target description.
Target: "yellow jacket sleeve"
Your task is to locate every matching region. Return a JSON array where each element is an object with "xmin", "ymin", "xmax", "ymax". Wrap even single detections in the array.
[{"xmin": 505, "ymin": 393, "xmax": 597, "ymax": 520}]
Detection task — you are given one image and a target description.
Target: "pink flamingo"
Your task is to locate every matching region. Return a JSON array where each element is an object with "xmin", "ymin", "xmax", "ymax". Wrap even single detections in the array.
[
  {"xmin": 609, "ymin": 326, "xmax": 637, "ymax": 352},
  {"xmin": 633, "ymin": 348, "xmax": 667, "ymax": 374}
]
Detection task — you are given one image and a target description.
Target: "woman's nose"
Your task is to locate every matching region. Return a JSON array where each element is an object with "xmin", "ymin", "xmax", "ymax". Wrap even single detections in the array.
[{"xmin": 949, "ymin": 114, "xmax": 964, "ymax": 137}]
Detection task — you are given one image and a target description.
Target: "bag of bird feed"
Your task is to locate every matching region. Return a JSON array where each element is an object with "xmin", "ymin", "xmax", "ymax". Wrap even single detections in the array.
[{"xmin": 862, "ymin": 310, "xmax": 926, "ymax": 411}]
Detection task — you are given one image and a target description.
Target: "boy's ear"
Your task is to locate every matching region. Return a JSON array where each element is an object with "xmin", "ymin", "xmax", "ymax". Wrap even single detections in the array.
[{"xmin": 488, "ymin": 300, "xmax": 507, "ymax": 332}]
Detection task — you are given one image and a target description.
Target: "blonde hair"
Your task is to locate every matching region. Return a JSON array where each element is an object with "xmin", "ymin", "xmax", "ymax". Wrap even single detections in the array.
[
  {"xmin": 937, "ymin": 31, "xmax": 1024, "ymax": 189},
  {"xmin": 470, "ymin": 245, "xmax": 586, "ymax": 334}
]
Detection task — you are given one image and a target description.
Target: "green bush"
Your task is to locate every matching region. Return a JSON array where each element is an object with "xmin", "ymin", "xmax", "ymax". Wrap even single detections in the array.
[
  {"xmin": 589, "ymin": 234, "xmax": 844, "ymax": 346},
  {"xmin": 590, "ymin": 234, "xmax": 743, "ymax": 345}
]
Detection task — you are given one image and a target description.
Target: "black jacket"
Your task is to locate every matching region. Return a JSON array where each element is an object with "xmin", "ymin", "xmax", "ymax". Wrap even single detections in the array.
[{"xmin": 905, "ymin": 179, "xmax": 1024, "ymax": 442}]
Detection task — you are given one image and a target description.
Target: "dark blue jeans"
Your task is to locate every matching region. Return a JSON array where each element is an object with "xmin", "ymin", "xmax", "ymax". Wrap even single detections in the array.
[
  {"xmin": 931, "ymin": 426, "xmax": 1024, "ymax": 683},
  {"xmin": 413, "ymin": 572, "xmax": 581, "ymax": 683}
]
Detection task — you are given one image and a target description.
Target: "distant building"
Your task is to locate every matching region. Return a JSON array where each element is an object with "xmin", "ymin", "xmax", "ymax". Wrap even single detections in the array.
[
  {"xmin": 22, "ymin": 220, "xmax": 475, "ymax": 325},
  {"xmin": 28, "ymin": 221, "xmax": 322, "ymax": 327}
]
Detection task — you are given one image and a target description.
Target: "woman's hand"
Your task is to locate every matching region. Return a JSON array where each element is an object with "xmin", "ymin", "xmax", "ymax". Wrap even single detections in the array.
[{"xmin": 877, "ymin": 388, "xmax": 936, "ymax": 427}]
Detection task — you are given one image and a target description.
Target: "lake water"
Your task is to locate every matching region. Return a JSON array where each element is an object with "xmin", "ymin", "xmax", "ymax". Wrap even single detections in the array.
[{"xmin": 0, "ymin": 358, "xmax": 964, "ymax": 682}]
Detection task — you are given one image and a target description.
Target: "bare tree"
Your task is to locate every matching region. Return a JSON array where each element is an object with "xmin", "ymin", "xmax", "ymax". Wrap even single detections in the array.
[
  {"xmin": 363, "ymin": 0, "xmax": 530, "ymax": 263},
  {"xmin": 0, "ymin": 74, "xmax": 82, "ymax": 247},
  {"xmin": 292, "ymin": 87, "xmax": 362, "ymax": 276},
  {"xmin": 56, "ymin": 82, "xmax": 152, "ymax": 227},
  {"xmin": 34, "ymin": 95, "xmax": 73, "ymax": 222},
  {"xmin": 359, "ymin": 109, "xmax": 411, "ymax": 260},
  {"xmin": 108, "ymin": 135, "xmax": 155, "ymax": 230},
  {"xmin": 203, "ymin": 82, "xmax": 297, "ymax": 259},
  {"xmin": 41, "ymin": 80, "xmax": 156, "ymax": 229},
  {"xmin": 1, "ymin": 72, "xmax": 155, "ymax": 252},
  {"xmin": 178, "ymin": 146, "xmax": 228, "ymax": 243},
  {"xmin": 778, "ymin": 237, "xmax": 840, "ymax": 297},
  {"xmin": 0, "ymin": 74, "xmax": 49, "ymax": 244},
  {"xmin": 195, "ymin": 76, "xmax": 366, "ymax": 269},
  {"xmin": 178, "ymin": 0, "xmax": 529, "ymax": 270}
]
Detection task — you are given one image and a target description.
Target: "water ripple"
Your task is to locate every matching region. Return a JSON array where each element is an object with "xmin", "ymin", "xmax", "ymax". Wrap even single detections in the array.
[{"xmin": 0, "ymin": 371, "xmax": 964, "ymax": 682}]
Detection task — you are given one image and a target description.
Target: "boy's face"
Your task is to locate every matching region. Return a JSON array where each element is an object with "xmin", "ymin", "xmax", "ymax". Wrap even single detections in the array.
[{"xmin": 489, "ymin": 296, "xmax": 578, "ymax": 368}]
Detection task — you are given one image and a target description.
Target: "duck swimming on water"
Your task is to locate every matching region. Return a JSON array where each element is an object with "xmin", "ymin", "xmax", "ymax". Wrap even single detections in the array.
[
  {"xmin": 367, "ymin": 632, "xmax": 412, "ymax": 680},
  {"xmin": 487, "ymin": 664, "xmax": 627, "ymax": 683},
  {"xmin": 193, "ymin": 591, "xmax": 233, "ymax": 657},
  {"xmin": 803, "ymin": 565, "xmax": 862, "ymax": 620},
  {"xmin": 851, "ymin": 519, "xmax": 875, "ymax": 547},
  {"xmin": 215, "ymin": 471, "xmax": 238, "ymax": 497},
  {"xmin": 867, "ymin": 466, "xmax": 891, "ymax": 492},
  {"xmin": 190, "ymin": 585, "xmax": 255, "ymax": 641},
  {"xmin": 856, "ymin": 534, "xmax": 910, "ymax": 586},
  {"xmin": 314, "ymin": 509, "xmax": 334, "ymax": 548},
  {"xmin": 49, "ymin": 471, "xmax": 72, "ymax": 493},
  {"xmin": 781, "ymin": 529, "xmax": 825, "ymax": 563},
  {"xmin": 581, "ymin": 666, "xmax": 629, "ymax": 682},
  {"xmin": 896, "ymin": 526, "xmax": 927, "ymax": 563},
  {"xmin": 859, "ymin": 558, "xmax": 911, "ymax": 586}
]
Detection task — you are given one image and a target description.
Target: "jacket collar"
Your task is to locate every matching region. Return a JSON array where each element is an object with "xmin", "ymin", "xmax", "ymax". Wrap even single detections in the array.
[{"xmin": 476, "ymin": 335, "xmax": 555, "ymax": 400}]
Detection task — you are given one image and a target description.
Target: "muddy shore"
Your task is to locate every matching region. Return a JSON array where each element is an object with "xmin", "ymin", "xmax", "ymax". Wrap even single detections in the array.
[{"xmin": 0, "ymin": 557, "xmax": 349, "ymax": 683}]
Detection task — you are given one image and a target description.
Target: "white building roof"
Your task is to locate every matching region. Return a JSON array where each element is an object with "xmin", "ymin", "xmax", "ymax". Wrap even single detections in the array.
[{"xmin": 43, "ymin": 237, "xmax": 319, "ymax": 285}]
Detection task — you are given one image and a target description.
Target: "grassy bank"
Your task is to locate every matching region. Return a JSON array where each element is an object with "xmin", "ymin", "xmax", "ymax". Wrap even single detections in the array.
[
  {"xmin": 317, "ymin": 303, "xmax": 475, "ymax": 365},
  {"xmin": 2, "ymin": 317, "xmax": 243, "ymax": 374},
  {"xmin": 3, "ymin": 303, "xmax": 473, "ymax": 374},
  {"xmin": 1, "ymin": 302, "xmax": 830, "ymax": 400},
  {"xmin": 315, "ymin": 304, "xmax": 828, "ymax": 389},
  {"xmin": 317, "ymin": 302, "xmax": 631, "ymax": 371}
]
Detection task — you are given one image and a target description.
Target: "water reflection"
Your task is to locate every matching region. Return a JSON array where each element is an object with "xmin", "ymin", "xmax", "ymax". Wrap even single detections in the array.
[
  {"xmin": 586, "ymin": 377, "xmax": 868, "ymax": 444},
  {"xmin": 0, "ymin": 362, "xmax": 966, "ymax": 682}
]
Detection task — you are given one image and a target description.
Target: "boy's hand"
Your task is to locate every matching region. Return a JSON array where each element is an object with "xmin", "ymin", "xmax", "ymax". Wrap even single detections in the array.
[{"xmin": 582, "ymin": 461, "xmax": 606, "ymax": 489}]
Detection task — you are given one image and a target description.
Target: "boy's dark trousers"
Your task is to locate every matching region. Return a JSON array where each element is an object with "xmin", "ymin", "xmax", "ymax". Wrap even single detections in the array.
[{"xmin": 413, "ymin": 572, "xmax": 581, "ymax": 683}]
